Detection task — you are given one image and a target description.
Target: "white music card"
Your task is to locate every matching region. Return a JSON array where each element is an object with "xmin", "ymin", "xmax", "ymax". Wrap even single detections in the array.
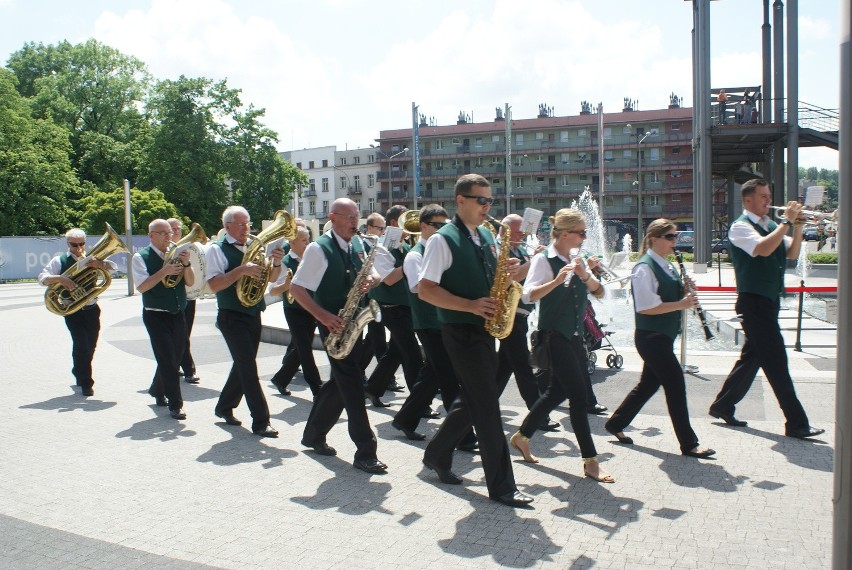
[
  {"xmin": 382, "ymin": 226, "xmax": 404, "ymax": 250},
  {"xmin": 521, "ymin": 208, "xmax": 544, "ymax": 235}
]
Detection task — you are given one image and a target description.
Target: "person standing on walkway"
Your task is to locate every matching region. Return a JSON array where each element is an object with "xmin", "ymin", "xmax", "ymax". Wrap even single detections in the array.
[
  {"xmin": 206, "ymin": 206, "xmax": 283, "ymax": 437},
  {"xmin": 268, "ymin": 225, "xmax": 323, "ymax": 398},
  {"xmin": 289, "ymin": 198, "xmax": 389, "ymax": 474},
  {"xmin": 507, "ymin": 208, "xmax": 614, "ymax": 483},
  {"xmin": 604, "ymin": 219, "xmax": 715, "ymax": 458},
  {"xmin": 419, "ymin": 174, "xmax": 533, "ymax": 507},
  {"xmin": 167, "ymin": 218, "xmax": 200, "ymax": 385},
  {"xmin": 132, "ymin": 219, "xmax": 195, "ymax": 420},
  {"xmin": 709, "ymin": 179, "xmax": 825, "ymax": 439},
  {"xmin": 38, "ymin": 228, "xmax": 117, "ymax": 397}
]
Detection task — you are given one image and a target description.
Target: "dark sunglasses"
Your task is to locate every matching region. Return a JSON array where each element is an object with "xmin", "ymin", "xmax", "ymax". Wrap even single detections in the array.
[
  {"xmin": 461, "ymin": 194, "xmax": 495, "ymax": 206},
  {"xmin": 567, "ymin": 230, "xmax": 587, "ymax": 238},
  {"xmin": 661, "ymin": 233, "xmax": 679, "ymax": 241},
  {"xmin": 68, "ymin": 241, "xmax": 86, "ymax": 247},
  {"xmin": 425, "ymin": 221, "xmax": 447, "ymax": 229}
]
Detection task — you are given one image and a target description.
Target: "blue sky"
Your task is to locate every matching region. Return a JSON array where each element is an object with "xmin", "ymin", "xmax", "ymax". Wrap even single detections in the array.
[{"xmin": 1, "ymin": 0, "xmax": 840, "ymax": 169}]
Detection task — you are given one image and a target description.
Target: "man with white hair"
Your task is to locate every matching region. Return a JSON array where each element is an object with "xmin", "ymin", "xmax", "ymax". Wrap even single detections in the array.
[{"xmin": 38, "ymin": 228, "xmax": 118, "ymax": 397}]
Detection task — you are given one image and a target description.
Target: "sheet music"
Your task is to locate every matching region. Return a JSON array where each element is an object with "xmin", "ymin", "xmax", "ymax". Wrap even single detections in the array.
[
  {"xmin": 521, "ymin": 208, "xmax": 544, "ymax": 236},
  {"xmin": 264, "ymin": 237, "xmax": 286, "ymax": 253},
  {"xmin": 75, "ymin": 255, "xmax": 95, "ymax": 270},
  {"xmin": 382, "ymin": 226, "xmax": 404, "ymax": 250}
]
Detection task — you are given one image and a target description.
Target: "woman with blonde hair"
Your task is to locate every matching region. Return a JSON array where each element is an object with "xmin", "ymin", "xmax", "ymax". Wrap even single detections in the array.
[
  {"xmin": 604, "ymin": 219, "xmax": 715, "ymax": 458},
  {"xmin": 509, "ymin": 208, "xmax": 614, "ymax": 483}
]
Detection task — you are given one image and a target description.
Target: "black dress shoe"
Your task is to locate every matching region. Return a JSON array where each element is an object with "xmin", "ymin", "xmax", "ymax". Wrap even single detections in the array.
[
  {"xmin": 215, "ymin": 411, "xmax": 242, "ymax": 426},
  {"xmin": 366, "ymin": 393, "xmax": 390, "ymax": 408},
  {"xmin": 301, "ymin": 440, "xmax": 337, "ymax": 456},
  {"xmin": 421, "ymin": 407, "xmax": 441, "ymax": 419},
  {"xmin": 422, "ymin": 457, "xmax": 462, "ymax": 485},
  {"xmin": 353, "ymin": 458, "xmax": 388, "ymax": 474},
  {"xmin": 154, "ymin": 396, "xmax": 168, "ymax": 407},
  {"xmin": 252, "ymin": 425, "xmax": 279, "ymax": 438},
  {"xmin": 604, "ymin": 424, "xmax": 633, "ymax": 445},
  {"xmin": 539, "ymin": 420, "xmax": 560, "ymax": 432},
  {"xmin": 786, "ymin": 426, "xmax": 826, "ymax": 439},
  {"xmin": 272, "ymin": 380, "xmax": 291, "ymax": 396},
  {"xmin": 170, "ymin": 409, "xmax": 187, "ymax": 420},
  {"xmin": 709, "ymin": 408, "xmax": 748, "ymax": 427},
  {"xmin": 387, "ymin": 381, "xmax": 406, "ymax": 393},
  {"xmin": 683, "ymin": 447, "xmax": 716, "ymax": 458},
  {"xmin": 82, "ymin": 387, "xmax": 94, "ymax": 397},
  {"xmin": 491, "ymin": 490, "xmax": 534, "ymax": 508},
  {"xmin": 391, "ymin": 420, "xmax": 426, "ymax": 441},
  {"xmin": 183, "ymin": 375, "xmax": 200, "ymax": 384},
  {"xmin": 587, "ymin": 404, "xmax": 608, "ymax": 415},
  {"xmin": 456, "ymin": 441, "xmax": 479, "ymax": 453}
]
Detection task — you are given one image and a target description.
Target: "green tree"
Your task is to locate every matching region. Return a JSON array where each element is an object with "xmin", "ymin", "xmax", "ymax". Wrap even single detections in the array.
[
  {"xmin": 80, "ymin": 187, "xmax": 180, "ymax": 235},
  {"xmin": 0, "ymin": 68, "xmax": 78, "ymax": 235}
]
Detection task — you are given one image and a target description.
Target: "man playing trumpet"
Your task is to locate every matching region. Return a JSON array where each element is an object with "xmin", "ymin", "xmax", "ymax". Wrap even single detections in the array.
[{"xmin": 709, "ymin": 179, "xmax": 825, "ymax": 439}]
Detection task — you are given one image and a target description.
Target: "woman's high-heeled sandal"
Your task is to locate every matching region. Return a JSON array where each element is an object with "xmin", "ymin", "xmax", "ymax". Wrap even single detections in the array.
[
  {"xmin": 583, "ymin": 457, "xmax": 615, "ymax": 483},
  {"xmin": 510, "ymin": 431, "xmax": 539, "ymax": 463}
]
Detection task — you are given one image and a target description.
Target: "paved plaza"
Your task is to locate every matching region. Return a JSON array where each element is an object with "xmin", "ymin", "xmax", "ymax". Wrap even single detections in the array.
[{"xmin": 0, "ymin": 273, "xmax": 836, "ymax": 569}]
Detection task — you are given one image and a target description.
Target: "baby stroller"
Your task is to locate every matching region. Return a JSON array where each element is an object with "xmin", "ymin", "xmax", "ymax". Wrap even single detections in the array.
[{"xmin": 583, "ymin": 304, "xmax": 623, "ymax": 374}]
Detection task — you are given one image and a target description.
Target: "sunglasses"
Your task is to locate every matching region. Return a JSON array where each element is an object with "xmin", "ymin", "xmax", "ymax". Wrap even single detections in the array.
[
  {"xmin": 567, "ymin": 230, "xmax": 587, "ymax": 238},
  {"xmin": 661, "ymin": 233, "xmax": 679, "ymax": 241},
  {"xmin": 68, "ymin": 241, "xmax": 86, "ymax": 247},
  {"xmin": 461, "ymin": 194, "xmax": 495, "ymax": 206},
  {"xmin": 425, "ymin": 221, "xmax": 447, "ymax": 229}
]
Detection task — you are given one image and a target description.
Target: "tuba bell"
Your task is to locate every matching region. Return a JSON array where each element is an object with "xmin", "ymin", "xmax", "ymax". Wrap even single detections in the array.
[
  {"xmin": 45, "ymin": 223, "xmax": 129, "ymax": 316},
  {"xmin": 400, "ymin": 209, "xmax": 422, "ymax": 236},
  {"xmin": 162, "ymin": 223, "xmax": 208, "ymax": 288},
  {"xmin": 236, "ymin": 210, "xmax": 298, "ymax": 307}
]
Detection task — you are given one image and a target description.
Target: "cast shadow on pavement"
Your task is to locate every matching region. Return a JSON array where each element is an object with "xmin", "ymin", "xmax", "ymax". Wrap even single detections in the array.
[
  {"xmin": 115, "ymin": 415, "xmax": 197, "ymax": 442},
  {"xmin": 437, "ymin": 497, "xmax": 562, "ymax": 569},
  {"xmin": 291, "ymin": 456, "xmax": 393, "ymax": 516},
  {"xmin": 196, "ymin": 425, "xmax": 297, "ymax": 469},
  {"xmin": 733, "ymin": 425, "xmax": 834, "ymax": 473},
  {"xmin": 20, "ymin": 395, "xmax": 117, "ymax": 414}
]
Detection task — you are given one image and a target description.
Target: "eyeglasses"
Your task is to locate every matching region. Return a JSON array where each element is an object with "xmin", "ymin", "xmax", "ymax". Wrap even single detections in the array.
[
  {"xmin": 368, "ymin": 224, "xmax": 386, "ymax": 231},
  {"xmin": 68, "ymin": 241, "xmax": 86, "ymax": 247},
  {"xmin": 331, "ymin": 212, "xmax": 359, "ymax": 221},
  {"xmin": 567, "ymin": 230, "xmax": 587, "ymax": 238},
  {"xmin": 152, "ymin": 230, "xmax": 173, "ymax": 236},
  {"xmin": 661, "ymin": 233, "xmax": 679, "ymax": 241},
  {"xmin": 460, "ymin": 195, "xmax": 495, "ymax": 206},
  {"xmin": 425, "ymin": 221, "xmax": 447, "ymax": 229}
]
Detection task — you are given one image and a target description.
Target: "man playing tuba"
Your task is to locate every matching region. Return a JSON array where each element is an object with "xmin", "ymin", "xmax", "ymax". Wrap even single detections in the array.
[{"xmin": 38, "ymin": 228, "xmax": 118, "ymax": 397}]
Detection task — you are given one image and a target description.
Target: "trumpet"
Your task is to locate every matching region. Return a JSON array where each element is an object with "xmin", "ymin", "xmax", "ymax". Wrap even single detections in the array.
[{"xmin": 770, "ymin": 205, "xmax": 838, "ymax": 225}]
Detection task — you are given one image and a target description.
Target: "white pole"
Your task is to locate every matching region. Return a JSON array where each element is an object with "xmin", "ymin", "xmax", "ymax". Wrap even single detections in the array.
[{"xmin": 123, "ymin": 179, "xmax": 134, "ymax": 296}]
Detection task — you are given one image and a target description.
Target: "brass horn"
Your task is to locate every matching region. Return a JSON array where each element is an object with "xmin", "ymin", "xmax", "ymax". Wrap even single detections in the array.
[
  {"xmin": 237, "ymin": 210, "xmax": 298, "ymax": 308},
  {"xmin": 162, "ymin": 223, "xmax": 208, "ymax": 288},
  {"xmin": 769, "ymin": 205, "xmax": 838, "ymax": 225},
  {"xmin": 401, "ymin": 209, "xmax": 422, "ymax": 235}
]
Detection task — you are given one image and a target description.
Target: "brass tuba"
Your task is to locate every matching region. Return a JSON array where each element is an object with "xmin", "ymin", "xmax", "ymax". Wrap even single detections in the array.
[
  {"xmin": 482, "ymin": 216, "xmax": 522, "ymax": 340},
  {"xmin": 45, "ymin": 223, "xmax": 129, "ymax": 316},
  {"xmin": 400, "ymin": 209, "xmax": 422, "ymax": 236},
  {"xmin": 162, "ymin": 223, "xmax": 208, "ymax": 288},
  {"xmin": 236, "ymin": 210, "xmax": 298, "ymax": 307}
]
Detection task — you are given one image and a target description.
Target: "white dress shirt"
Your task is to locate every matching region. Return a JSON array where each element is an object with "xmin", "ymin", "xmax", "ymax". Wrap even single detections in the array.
[
  {"xmin": 419, "ymin": 226, "xmax": 484, "ymax": 284},
  {"xmin": 38, "ymin": 253, "xmax": 118, "ymax": 307},
  {"xmin": 631, "ymin": 249, "xmax": 680, "ymax": 312},
  {"xmin": 403, "ymin": 248, "xmax": 424, "ymax": 293},
  {"xmin": 291, "ymin": 230, "xmax": 382, "ymax": 292},
  {"xmin": 521, "ymin": 244, "xmax": 605, "ymax": 304},
  {"xmin": 728, "ymin": 209, "xmax": 793, "ymax": 257},
  {"xmin": 206, "ymin": 235, "xmax": 247, "ymax": 280}
]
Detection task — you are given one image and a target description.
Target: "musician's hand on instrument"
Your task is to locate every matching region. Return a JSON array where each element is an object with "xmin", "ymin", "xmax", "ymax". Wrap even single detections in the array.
[
  {"xmin": 319, "ymin": 311, "xmax": 344, "ymax": 334},
  {"xmin": 162, "ymin": 261, "xmax": 183, "ymax": 276},
  {"xmin": 533, "ymin": 244, "xmax": 546, "ymax": 255},
  {"xmin": 360, "ymin": 275, "xmax": 377, "ymax": 292},
  {"xmin": 241, "ymin": 262, "xmax": 264, "ymax": 279},
  {"xmin": 472, "ymin": 297, "xmax": 498, "ymax": 319},
  {"xmin": 84, "ymin": 258, "xmax": 103, "ymax": 270},
  {"xmin": 59, "ymin": 276, "xmax": 77, "ymax": 290},
  {"xmin": 269, "ymin": 247, "xmax": 285, "ymax": 263},
  {"xmin": 177, "ymin": 250, "xmax": 191, "ymax": 265},
  {"xmin": 506, "ymin": 258, "xmax": 521, "ymax": 280},
  {"xmin": 785, "ymin": 201, "xmax": 804, "ymax": 224},
  {"xmin": 684, "ymin": 275, "xmax": 697, "ymax": 290},
  {"xmin": 586, "ymin": 256, "xmax": 602, "ymax": 273},
  {"xmin": 680, "ymin": 292, "xmax": 699, "ymax": 310},
  {"xmin": 570, "ymin": 257, "xmax": 586, "ymax": 275}
]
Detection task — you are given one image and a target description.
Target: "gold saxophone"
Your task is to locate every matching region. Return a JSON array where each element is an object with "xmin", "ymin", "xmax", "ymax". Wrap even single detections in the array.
[
  {"xmin": 162, "ymin": 223, "xmax": 208, "ymax": 288},
  {"xmin": 285, "ymin": 268, "xmax": 295, "ymax": 304},
  {"xmin": 482, "ymin": 216, "xmax": 522, "ymax": 340},
  {"xmin": 45, "ymin": 223, "xmax": 129, "ymax": 316},
  {"xmin": 236, "ymin": 210, "xmax": 298, "ymax": 307}
]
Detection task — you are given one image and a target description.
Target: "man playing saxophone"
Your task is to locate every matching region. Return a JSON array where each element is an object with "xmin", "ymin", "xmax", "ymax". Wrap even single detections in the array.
[
  {"xmin": 38, "ymin": 228, "xmax": 117, "ymax": 397},
  {"xmin": 206, "ymin": 206, "xmax": 283, "ymax": 437},
  {"xmin": 132, "ymin": 219, "xmax": 195, "ymax": 419},
  {"xmin": 290, "ymin": 198, "xmax": 391, "ymax": 474}
]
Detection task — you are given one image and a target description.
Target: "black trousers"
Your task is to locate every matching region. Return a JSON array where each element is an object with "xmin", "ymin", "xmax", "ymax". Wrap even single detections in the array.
[
  {"xmin": 179, "ymin": 300, "xmax": 196, "ymax": 377},
  {"xmin": 365, "ymin": 319, "xmax": 389, "ymax": 362},
  {"xmin": 270, "ymin": 307, "xmax": 322, "ymax": 394},
  {"xmin": 63, "ymin": 304, "xmax": 100, "ymax": 389},
  {"xmin": 303, "ymin": 326, "xmax": 378, "ymax": 462},
  {"xmin": 711, "ymin": 293, "xmax": 810, "ymax": 431},
  {"xmin": 393, "ymin": 328, "xmax": 463, "ymax": 431},
  {"xmin": 143, "ymin": 310, "xmax": 187, "ymax": 412},
  {"xmin": 365, "ymin": 305, "xmax": 425, "ymax": 397},
  {"xmin": 606, "ymin": 330, "xmax": 699, "ymax": 453},
  {"xmin": 496, "ymin": 313, "xmax": 541, "ymax": 409},
  {"xmin": 215, "ymin": 309, "xmax": 271, "ymax": 430},
  {"xmin": 519, "ymin": 333, "xmax": 597, "ymax": 458},
  {"xmin": 424, "ymin": 324, "xmax": 517, "ymax": 499}
]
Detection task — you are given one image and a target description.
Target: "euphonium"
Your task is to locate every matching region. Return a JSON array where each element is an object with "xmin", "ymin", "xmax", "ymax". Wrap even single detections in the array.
[
  {"xmin": 237, "ymin": 210, "xmax": 298, "ymax": 308},
  {"xmin": 483, "ymin": 216, "xmax": 522, "ymax": 340},
  {"xmin": 45, "ymin": 223, "xmax": 129, "ymax": 316},
  {"xmin": 162, "ymin": 223, "xmax": 208, "ymax": 288}
]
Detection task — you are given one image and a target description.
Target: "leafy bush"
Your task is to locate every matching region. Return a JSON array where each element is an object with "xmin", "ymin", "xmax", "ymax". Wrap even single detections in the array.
[{"xmin": 808, "ymin": 253, "xmax": 838, "ymax": 264}]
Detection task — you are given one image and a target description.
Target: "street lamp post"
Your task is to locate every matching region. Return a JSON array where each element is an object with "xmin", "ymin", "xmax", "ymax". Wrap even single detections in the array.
[
  {"xmin": 628, "ymin": 125, "xmax": 654, "ymax": 245},
  {"xmin": 371, "ymin": 145, "xmax": 409, "ymax": 209}
]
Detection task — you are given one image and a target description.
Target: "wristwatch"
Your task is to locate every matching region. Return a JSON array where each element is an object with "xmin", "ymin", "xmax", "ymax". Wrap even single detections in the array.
[{"xmin": 781, "ymin": 219, "xmax": 792, "ymax": 226}]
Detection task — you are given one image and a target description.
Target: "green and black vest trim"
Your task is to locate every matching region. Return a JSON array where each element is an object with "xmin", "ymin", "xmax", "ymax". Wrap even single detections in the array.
[
  {"xmin": 538, "ymin": 254, "xmax": 588, "ymax": 339},
  {"xmin": 729, "ymin": 214, "xmax": 788, "ymax": 302},
  {"xmin": 369, "ymin": 242, "xmax": 411, "ymax": 306},
  {"xmin": 215, "ymin": 238, "xmax": 266, "ymax": 315},
  {"xmin": 313, "ymin": 232, "xmax": 362, "ymax": 316},
  {"xmin": 632, "ymin": 253, "xmax": 682, "ymax": 339},
  {"xmin": 138, "ymin": 247, "xmax": 187, "ymax": 313},
  {"xmin": 407, "ymin": 242, "xmax": 440, "ymax": 330},
  {"xmin": 435, "ymin": 217, "xmax": 497, "ymax": 326}
]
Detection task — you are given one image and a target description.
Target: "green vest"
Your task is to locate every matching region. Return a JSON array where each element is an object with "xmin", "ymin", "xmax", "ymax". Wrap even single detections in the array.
[
  {"xmin": 435, "ymin": 219, "xmax": 497, "ymax": 326},
  {"xmin": 369, "ymin": 243, "xmax": 411, "ymax": 306},
  {"xmin": 407, "ymin": 241, "xmax": 440, "ymax": 330},
  {"xmin": 138, "ymin": 247, "xmax": 187, "ymax": 313},
  {"xmin": 538, "ymin": 255, "xmax": 588, "ymax": 338},
  {"xmin": 215, "ymin": 238, "xmax": 266, "ymax": 315},
  {"xmin": 729, "ymin": 214, "xmax": 788, "ymax": 302},
  {"xmin": 632, "ymin": 253, "xmax": 682, "ymax": 339},
  {"xmin": 313, "ymin": 232, "xmax": 362, "ymax": 315},
  {"xmin": 59, "ymin": 252, "xmax": 76, "ymax": 274},
  {"xmin": 509, "ymin": 243, "xmax": 535, "ymax": 313}
]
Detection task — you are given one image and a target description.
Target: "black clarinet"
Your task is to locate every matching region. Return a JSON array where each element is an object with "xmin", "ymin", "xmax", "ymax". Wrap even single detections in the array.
[{"xmin": 674, "ymin": 252, "xmax": 715, "ymax": 340}]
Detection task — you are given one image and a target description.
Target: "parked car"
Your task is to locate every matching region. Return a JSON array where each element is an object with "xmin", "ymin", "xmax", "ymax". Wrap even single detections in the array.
[
  {"xmin": 803, "ymin": 230, "xmax": 820, "ymax": 241},
  {"xmin": 711, "ymin": 238, "xmax": 731, "ymax": 254},
  {"xmin": 673, "ymin": 231, "xmax": 694, "ymax": 253}
]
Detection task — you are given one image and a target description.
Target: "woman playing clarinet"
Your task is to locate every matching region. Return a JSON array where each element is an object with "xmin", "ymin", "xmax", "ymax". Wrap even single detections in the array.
[{"xmin": 604, "ymin": 219, "xmax": 715, "ymax": 458}]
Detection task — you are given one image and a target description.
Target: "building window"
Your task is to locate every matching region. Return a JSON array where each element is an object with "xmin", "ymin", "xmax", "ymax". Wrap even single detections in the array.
[
  {"xmin": 353, "ymin": 175, "xmax": 361, "ymax": 190},
  {"xmin": 647, "ymin": 195, "xmax": 660, "ymax": 206},
  {"xmin": 622, "ymin": 125, "xmax": 632, "ymax": 134},
  {"xmin": 535, "ymin": 132, "xmax": 544, "ymax": 140},
  {"xmin": 368, "ymin": 154, "xmax": 375, "ymax": 163},
  {"xmin": 606, "ymin": 173, "xmax": 614, "ymax": 184},
  {"xmin": 435, "ymin": 160, "xmax": 443, "ymax": 170},
  {"xmin": 475, "ymin": 157, "xmax": 483, "ymax": 167},
  {"xmin": 561, "ymin": 175, "xmax": 570, "ymax": 186},
  {"xmin": 624, "ymin": 196, "xmax": 633, "ymax": 204},
  {"xmin": 603, "ymin": 127, "xmax": 612, "ymax": 139},
  {"xmin": 579, "ymin": 174, "xmax": 588, "ymax": 181},
  {"xmin": 435, "ymin": 140, "xmax": 444, "ymax": 150},
  {"xmin": 475, "ymin": 137, "xmax": 483, "ymax": 147},
  {"xmin": 650, "ymin": 171, "xmax": 660, "ymax": 182},
  {"xmin": 578, "ymin": 128, "xmax": 586, "ymax": 136},
  {"xmin": 671, "ymin": 122, "xmax": 681, "ymax": 131},
  {"xmin": 438, "ymin": 181, "xmax": 445, "ymax": 190},
  {"xmin": 309, "ymin": 201, "xmax": 316, "ymax": 215},
  {"xmin": 604, "ymin": 150, "xmax": 614, "ymax": 161},
  {"xmin": 491, "ymin": 135, "xmax": 501, "ymax": 143},
  {"xmin": 561, "ymin": 153, "xmax": 570, "ymax": 163},
  {"xmin": 649, "ymin": 148, "xmax": 660, "ymax": 161},
  {"xmin": 309, "ymin": 161, "xmax": 315, "ymax": 169},
  {"xmin": 354, "ymin": 156, "xmax": 361, "ymax": 164},
  {"xmin": 623, "ymin": 149, "xmax": 632, "ymax": 158},
  {"xmin": 368, "ymin": 174, "xmax": 374, "ymax": 187},
  {"xmin": 515, "ymin": 177, "xmax": 524, "ymax": 188},
  {"xmin": 605, "ymin": 196, "xmax": 614, "ymax": 207},
  {"xmin": 451, "ymin": 138, "xmax": 460, "ymax": 144},
  {"xmin": 515, "ymin": 134, "xmax": 524, "ymax": 145},
  {"xmin": 296, "ymin": 162, "xmax": 302, "ymax": 169},
  {"xmin": 355, "ymin": 199, "xmax": 361, "ymax": 211},
  {"xmin": 340, "ymin": 158, "xmax": 347, "ymax": 165},
  {"xmin": 368, "ymin": 198, "xmax": 375, "ymax": 211},
  {"xmin": 392, "ymin": 144, "xmax": 401, "ymax": 152},
  {"xmin": 309, "ymin": 179, "xmax": 316, "ymax": 192},
  {"xmin": 340, "ymin": 176, "xmax": 347, "ymax": 189},
  {"xmin": 322, "ymin": 200, "xmax": 329, "ymax": 214},
  {"xmin": 671, "ymin": 147, "xmax": 681, "ymax": 155},
  {"xmin": 671, "ymin": 170, "xmax": 682, "ymax": 178},
  {"xmin": 515, "ymin": 199, "xmax": 524, "ymax": 209},
  {"xmin": 322, "ymin": 178, "xmax": 329, "ymax": 192},
  {"xmin": 671, "ymin": 193, "xmax": 681, "ymax": 202},
  {"xmin": 322, "ymin": 159, "xmax": 328, "ymax": 168}
]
